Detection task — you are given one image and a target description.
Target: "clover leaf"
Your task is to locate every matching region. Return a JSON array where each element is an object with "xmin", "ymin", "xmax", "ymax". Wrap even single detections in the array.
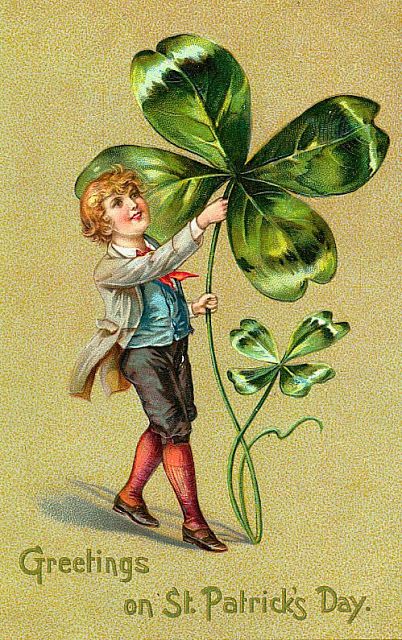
[
  {"xmin": 130, "ymin": 33, "xmax": 251, "ymax": 172},
  {"xmin": 227, "ymin": 312, "xmax": 350, "ymax": 397},
  {"xmin": 244, "ymin": 95, "xmax": 389, "ymax": 196},
  {"xmin": 226, "ymin": 179, "xmax": 337, "ymax": 301}
]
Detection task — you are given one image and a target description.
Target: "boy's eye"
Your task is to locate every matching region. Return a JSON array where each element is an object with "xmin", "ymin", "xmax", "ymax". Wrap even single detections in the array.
[{"xmin": 112, "ymin": 197, "xmax": 123, "ymax": 207}]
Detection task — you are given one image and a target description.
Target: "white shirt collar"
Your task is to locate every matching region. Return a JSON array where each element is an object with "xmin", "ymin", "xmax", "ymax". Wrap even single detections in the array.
[{"xmin": 111, "ymin": 238, "xmax": 153, "ymax": 258}]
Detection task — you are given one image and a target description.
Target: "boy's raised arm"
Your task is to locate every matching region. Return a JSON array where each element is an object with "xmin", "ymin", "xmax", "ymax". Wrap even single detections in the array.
[
  {"xmin": 95, "ymin": 221, "xmax": 203, "ymax": 288},
  {"xmin": 95, "ymin": 198, "xmax": 227, "ymax": 289}
]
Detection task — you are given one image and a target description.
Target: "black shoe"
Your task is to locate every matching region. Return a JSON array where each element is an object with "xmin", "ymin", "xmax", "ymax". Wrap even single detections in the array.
[
  {"xmin": 113, "ymin": 495, "xmax": 160, "ymax": 528},
  {"xmin": 182, "ymin": 525, "xmax": 228, "ymax": 552}
]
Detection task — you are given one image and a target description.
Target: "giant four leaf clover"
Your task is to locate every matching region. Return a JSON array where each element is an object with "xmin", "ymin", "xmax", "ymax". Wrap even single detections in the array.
[{"xmin": 75, "ymin": 34, "xmax": 389, "ymax": 302}]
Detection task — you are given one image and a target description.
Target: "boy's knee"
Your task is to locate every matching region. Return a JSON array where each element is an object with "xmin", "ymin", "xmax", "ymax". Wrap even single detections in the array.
[{"xmin": 170, "ymin": 434, "xmax": 191, "ymax": 444}]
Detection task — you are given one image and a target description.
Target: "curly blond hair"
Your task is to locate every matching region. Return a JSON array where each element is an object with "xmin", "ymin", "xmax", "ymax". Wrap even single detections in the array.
[{"xmin": 80, "ymin": 165, "xmax": 144, "ymax": 244}]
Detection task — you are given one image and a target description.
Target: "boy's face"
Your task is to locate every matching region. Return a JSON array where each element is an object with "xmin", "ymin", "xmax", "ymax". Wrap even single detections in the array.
[{"xmin": 103, "ymin": 188, "xmax": 150, "ymax": 237}]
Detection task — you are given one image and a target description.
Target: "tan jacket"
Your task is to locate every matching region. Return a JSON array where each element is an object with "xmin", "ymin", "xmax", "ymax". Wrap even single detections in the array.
[{"xmin": 69, "ymin": 222, "xmax": 203, "ymax": 400}]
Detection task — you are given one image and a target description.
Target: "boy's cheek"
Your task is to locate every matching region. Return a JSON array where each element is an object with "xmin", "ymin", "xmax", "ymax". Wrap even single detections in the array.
[{"xmin": 116, "ymin": 212, "xmax": 130, "ymax": 226}]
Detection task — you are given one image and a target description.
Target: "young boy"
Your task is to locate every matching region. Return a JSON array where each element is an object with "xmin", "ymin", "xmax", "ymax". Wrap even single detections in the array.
[{"xmin": 70, "ymin": 165, "xmax": 228, "ymax": 552}]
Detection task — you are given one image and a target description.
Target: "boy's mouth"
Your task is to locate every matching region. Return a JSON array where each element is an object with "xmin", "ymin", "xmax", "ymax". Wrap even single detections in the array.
[{"xmin": 130, "ymin": 210, "xmax": 142, "ymax": 221}]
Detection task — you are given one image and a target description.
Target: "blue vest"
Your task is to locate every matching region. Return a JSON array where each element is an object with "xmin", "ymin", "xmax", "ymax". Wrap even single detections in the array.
[
  {"xmin": 125, "ymin": 234, "xmax": 193, "ymax": 349},
  {"xmin": 127, "ymin": 278, "xmax": 193, "ymax": 348}
]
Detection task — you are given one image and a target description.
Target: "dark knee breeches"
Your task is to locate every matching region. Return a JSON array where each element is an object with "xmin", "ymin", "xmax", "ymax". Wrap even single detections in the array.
[{"xmin": 120, "ymin": 336, "xmax": 197, "ymax": 444}]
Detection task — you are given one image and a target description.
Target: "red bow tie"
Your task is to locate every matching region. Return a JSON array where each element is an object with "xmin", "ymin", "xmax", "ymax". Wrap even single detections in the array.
[{"xmin": 136, "ymin": 246, "xmax": 198, "ymax": 289}]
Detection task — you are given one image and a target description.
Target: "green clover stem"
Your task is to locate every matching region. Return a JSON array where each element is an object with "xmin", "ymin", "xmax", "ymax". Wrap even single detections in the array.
[
  {"xmin": 205, "ymin": 230, "xmax": 255, "ymax": 540},
  {"xmin": 237, "ymin": 417, "xmax": 324, "ymax": 526},
  {"xmin": 205, "ymin": 182, "xmax": 264, "ymax": 543},
  {"xmin": 229, "ymin": 378, "xmax": 276, "ymax": 541}
]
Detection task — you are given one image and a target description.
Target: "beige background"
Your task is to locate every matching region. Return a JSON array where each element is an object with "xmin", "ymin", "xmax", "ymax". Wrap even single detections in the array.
[{"xmin": 2, "ymin": 1, "xmax": 400, "ymax": 638}]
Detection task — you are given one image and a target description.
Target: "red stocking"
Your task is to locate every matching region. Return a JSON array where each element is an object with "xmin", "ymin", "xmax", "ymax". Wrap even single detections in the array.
[
  {"xmin": 119, "ymin": 427, "xmax": 162, "ymax": 506},
  {"xmin": 162, "ymin": 442, "xmax": 208, "ymax": 530}
]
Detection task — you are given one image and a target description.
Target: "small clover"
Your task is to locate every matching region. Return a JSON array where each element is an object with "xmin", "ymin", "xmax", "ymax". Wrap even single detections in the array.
[{"xmin": 228, "ymin": 311, "xmax": 350, "ymax": 397}]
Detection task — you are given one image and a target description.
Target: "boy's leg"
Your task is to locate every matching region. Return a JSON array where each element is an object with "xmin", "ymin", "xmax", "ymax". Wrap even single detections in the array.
[
  {"xmin": 164, "ymin": 339, "xmax": 227, "ymax": 551},
  {"xmin": 113, "ymin": 424, "xmax": 161, "ymax": 527},
  {"xmin": 162, "ymin": 441, "xmax": 227, "ymax": 552},
  {"xmin": 118, "ymin": 426, "xmax": 163, "ymax": 506},
  {"xmin": 116, "ymin": 344, "xmax": 189, "ymax": 528},
  {"xmin": 162, "ymin": 440, "xmax": 207, "ymax": 529}
]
